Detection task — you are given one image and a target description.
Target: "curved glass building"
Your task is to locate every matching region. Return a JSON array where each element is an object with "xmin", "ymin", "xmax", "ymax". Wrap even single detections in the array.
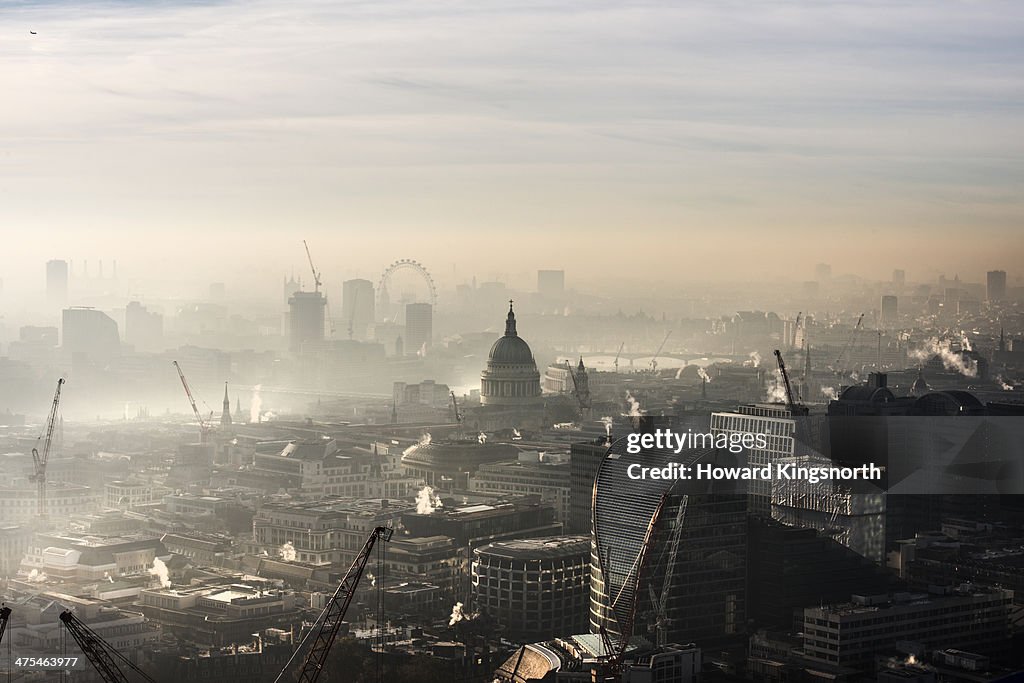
[{"xmin": 589, "ymin": 430, "xmax": 747, "ymax": 651}]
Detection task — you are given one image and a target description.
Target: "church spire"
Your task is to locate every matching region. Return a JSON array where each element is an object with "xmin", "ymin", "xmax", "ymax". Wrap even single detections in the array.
[
  {"xmin": 221, "ymin": 382, "xmax": 232, "ymax": 427},
  {"xmin": 505, "ymin": 299, "xmax": 517, "ymax": 337}
]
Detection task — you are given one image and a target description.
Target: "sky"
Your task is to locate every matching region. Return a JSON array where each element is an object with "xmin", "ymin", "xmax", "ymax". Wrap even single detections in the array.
[{"xmin": 1, "ymin": 0, "xmax": 1023, "ymax": 290}]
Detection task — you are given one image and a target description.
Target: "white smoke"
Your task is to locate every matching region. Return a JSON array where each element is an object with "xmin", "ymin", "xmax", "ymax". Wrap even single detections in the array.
[
  {"xmin": 27, "ymin": 568, "xmax": 47, "ymax": 583},
  {"xmin": 366, "ymin": 572, "xmax": 376, "ymax": 588},
  {"xmin": 908, "ymin": 338, "xmax": 978, "ymax": 377},
  {"xmin": 415, "ymin": 486, "xmax": 443, "ymax": 514},
  {"xmin": 996, "ymin": 375, "xmax": 1013, "ymax": 391},
  {"xmin": 448, "ymin": 601, "xmax": 477, "ymax": 626},
  {"xmin": 697, "ymin": 367, "xmax": 712, "ymax": 384},
  {"xmin": 511, "ymin": 428, "xmax": 522, "ymax": 440},
  {"xmin": 959, "ymin": 331, "xmax": 972, "ymax": 352},
  {"xmin": 675, "ymin": 367, "xmax": 684, "ymax": 380},
  {"xmin": 600, "ymin": 416, "xmax": 613, "ymax": 438},
  {"xmin": 418, "ymin": 432, "xmax": 432, "ymax": 446},
  {"xmin": 745, "ymin": 351, "xmax": 762, "ymax": 368},
  {"xmin": 765, "ymin": 370, "xmax": 788, "ymax": 403},
  {"xmin": 821, "ymin": 386, "xmax": 839, "ymax": 401},
  {"xmin": 148, "ymin": 558, "xmax": 171, "ymax": 588},
  {"xmin": 477, "ymin": 432, "xmax": 487, "ymax": 444},
  {"xmin": 624, "ymin": 391, "xmax": 642, "ymax": 418},
  {"xmin": 279, "ymin": 542, "xmax": 297, "ymax": 562},
  {"xmin": 250, "ymin": 385, "xmax": 262, "ymax": 424}
]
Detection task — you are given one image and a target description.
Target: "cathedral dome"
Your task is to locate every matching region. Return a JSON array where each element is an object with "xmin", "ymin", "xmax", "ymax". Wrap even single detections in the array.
[{"xmin": 480, "ymin": 302, "xmax": 542, "ymax": 407}]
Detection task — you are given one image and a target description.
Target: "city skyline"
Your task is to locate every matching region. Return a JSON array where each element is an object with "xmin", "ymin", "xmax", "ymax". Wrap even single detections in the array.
[{"xmin": 2, "ymin": 0, "xmax": 1022, "ymax": 287}]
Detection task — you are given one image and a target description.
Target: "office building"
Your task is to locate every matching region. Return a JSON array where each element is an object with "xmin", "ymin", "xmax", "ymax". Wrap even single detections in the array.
[
  {"xmin": 405, "ymin": 302, "xmax": 433, "ymax": 355},
  {"xmin": 341, "ymin": 278, "xmax": 375, "ymax": 340},
  {"xmin": 987, "ymin": 270, "xmax": 1007, "ymax": 302},
  {"xmin": 880, "ymin": 294, "xmax": 898, "ymax": 327},
  {"xmin": 801, "ymin": 586, "xmax": 1012, "ymax": 676},
  {"xmin": 590, "ymin": 438, "xmax": 747, "ymax": 649},
  {"xmin": 62, "ymin": 307, "xmax": 120, "ymax": 362},
  {"xmin": 125, "ymin": 300, "xmax": 163, "ymax": 352},
  {"xmin": 537, "ymin": 269, "xmax": 565, "ymax": 296},
  {"xmin": 287, "ymin": 290, "xmax": 326, "ymax": 352},
  {"xmin": 472, "ymin": 536, "xmax": 590, "ymax": 641}
]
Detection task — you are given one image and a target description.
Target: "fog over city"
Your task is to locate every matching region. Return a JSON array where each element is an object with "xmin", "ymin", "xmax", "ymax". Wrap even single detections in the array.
[{"xmin": 2, "ymin": 2, "xmax": 1024, "ymax": 682}]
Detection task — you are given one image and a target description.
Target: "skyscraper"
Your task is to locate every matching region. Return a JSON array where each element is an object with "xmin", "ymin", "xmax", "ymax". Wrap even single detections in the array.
[
  {"xmin": 341, "ymin": 279, "xmax": 375, "ymax": 340},
  {"xmin": 987, "ymin": 270, "xmax": 1007, "ymax": 302},
  {"xmin": 537, "ymin": 269, "xmax": 565, "ymax": 297},
  {"xmin": 404, "ymin": 302, "xmax": 432, "ymax": 355},
  {"xmin": 62, "ymin": 307, "xmax": 119, "ymax": 362},
  {"xmin": 880, "ymin": 295, "xmax": 898, "ymax": 327},
  {"xmin": 288, "ymin": 291, "xmax": 326, "ymax": 352},
  {"xmin": 46, "ymin": 259, "xmax": 69, "ymax": 307},
  {"xmin": 125, "ymin": 301, "xmax": 163, "ymax": 352}
]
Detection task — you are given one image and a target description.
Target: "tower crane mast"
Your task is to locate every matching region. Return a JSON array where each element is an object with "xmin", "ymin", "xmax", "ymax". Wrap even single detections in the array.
[
  {"xmin": 303, "ymin": 239, "xmax": 322, "ymax": 293},
  {"xmin": 835, "ymin": 313, "xmax": 865, "ymax": 374},
  {"xmin": 275, "ymin": 525, "xmax": 394, "ymax": 683},
  {"xmin": 649, "ymin": 331, "xmax": 672, "ymax": 373},
  {"xmin": 0, "ymin": 605, "xmax": 11, "ymax": 648},
  {"xmin": 31, "ymin": 378, "xmax": 64, "ymax": 519},
  {"xmin": 173, "ymin": 361, "xmax": 210, "ymax": 443},
  {"xmin": 613, "ymin": 342, "xmax": 624, "ymax": 374},
  {"xmin": 60, "ymin": 610, "xmax": 156, "ymax": 683}
]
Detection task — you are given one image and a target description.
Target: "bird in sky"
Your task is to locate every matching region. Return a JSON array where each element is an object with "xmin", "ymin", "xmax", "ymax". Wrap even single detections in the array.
[{"xmin": 29, "ymin": 30, "xmax": 37, "ymax": 35}]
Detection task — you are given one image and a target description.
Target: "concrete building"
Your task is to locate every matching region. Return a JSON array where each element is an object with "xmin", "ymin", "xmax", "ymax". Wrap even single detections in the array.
[
  {"xmin": 138, "ymin": 581, "xmax": 303, "ymax": 647},
  {"xmin": 405, "ymin": 302, "xmax": 433, "ymax": 355},
  {"xmin": 472, "ymin": 536, "xmax": 590, "ymax": 641},
  {"xmin": 20, "ymin": 532, "xmax": 166, "ymax": 581},
  {"xmin": 106, "ymin": 480, "xmax": 157, "ymax": 511},
  {"xmin": 0, "ymin": 525, "xmax": 33, "ymax": 577},
  {"xmin": 801, "ymin": 586, "xmax": 1012, "ymax": 676},
  {"xmin": 469, "ymin": 458, "xmax": 571, "ymax": 524},
  {"xmin": 62, "ymin": 307, "xmax": 120, "ymax": 362},
  {"xmin": 341, "ymin": 278, "xmax": 375, "ymax": 340},
  {"xmin": 0, "ymin": 482, "xmax": 95, "ymax": 524}
]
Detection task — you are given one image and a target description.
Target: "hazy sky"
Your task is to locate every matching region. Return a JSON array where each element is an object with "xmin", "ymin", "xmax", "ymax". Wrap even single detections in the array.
[{"xmin": 1, "ymin": 0, "xmax": 1022, "ymax": 289}]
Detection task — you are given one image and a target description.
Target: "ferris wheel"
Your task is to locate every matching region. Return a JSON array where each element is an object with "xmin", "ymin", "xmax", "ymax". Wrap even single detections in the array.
[{"xmin": 377, "ymin": 259, "xmax": 438, "ymax": 309}]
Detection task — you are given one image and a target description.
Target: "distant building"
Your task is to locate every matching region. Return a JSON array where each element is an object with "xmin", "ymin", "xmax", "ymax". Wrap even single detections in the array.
[
  {"xmin": 124, "ymin": 300, "xmax": 163, "ymax": 352},
  {"xmin": 46, "ymin": 259, "xmax": 68, "ymax": 307},
  {"xmin": 287, "ymin": 290, "xmax": 326, "ymax": 352},
  {"xmin": 880, "ymin": 294, "xmax": 898, "ymax": 327},
  {"xmin": 568, "ymin": 439, "xmax": 608, "ymax": 534},
  {"xmin": 341, "ymin": 278, "xmax": 375, "ymax": 340},
  {"xmin": 480, "ymin": 302, "xmax": 541, "ymax": 408},
  {"xmin": 815, "ymin": 263, "xmax": 832, "ymax": 283},
  {"xmin": 472, "ymin": 536, "xmax": 590, "ymax": 641},
  {"xmin": 62, "ymin": 307, "xmax": 120, "ymax": 362},
  {"xmin": 537, "ymin": 269, "xmax": 565, "ymax": 296},
  {"xmin": 0, "ymin": 526, "xmax": 33, "ymax": 577},
  {"xmin": 801, "ymin": 586, "xmax": 1012, "ymax": 676},
  {"xmin": 405, "ymin": 302, "xmax": 433, "ymax": 355},
  {"xmin": 892, "ymin": 269, "xmax": 906, "ymax": 288},
  {"xmin": 469, "ymin": 458, "xmax": 571, "ymax": 523},
  {"xmin": 987, "ymin": 270, "xmax": 1007, "ymax": 302}
]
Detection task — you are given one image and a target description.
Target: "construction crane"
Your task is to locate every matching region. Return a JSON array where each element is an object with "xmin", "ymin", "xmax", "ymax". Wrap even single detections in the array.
[
  {"xmin": 172, "ymin": 361, "xmax": 211, "ymax": 444},
  {"xmin": 275, "ymin": 525, "xmax": 394, "ymax": 683},
  {"xmin": 303, "ymin": 239, "xmax": 322, "ymax": 293},
  {"xmin": 303, "ymin": 239, "xmax": 335, "ymax": 336},
  {"xmin": 649, "ymin": 331, "xmax": 672, "ymax": 373},
  {"xmin": 0, "ymin": 605, "xmax": 10, "ymax": 648},
  {"xmin": 613, "ymin": 342, "xmax": 624, "ymax": 374},
  {"xmin": 774, "ymin": 349, "xmax": 808, "ymax": 415},
  {"xmin": 59, "ymin": 610, "xmax": 156, "ymax": 683},
  {"xmin": 450, "ymin": 391, "xmax": 463, "ymax": 425},
  {"xmin": 834, "ymin": 313, "xmax": 864, "ymax": 375},
  {"xmin": 30, "ymin": 378, "xmax": 64, "ymax": 519}
]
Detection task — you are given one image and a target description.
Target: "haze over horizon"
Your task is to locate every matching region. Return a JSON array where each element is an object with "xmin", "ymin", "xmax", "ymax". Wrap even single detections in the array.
[{"xmin": 2, "ymin": 0, "xmax": 1022, "ymax": 288}]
